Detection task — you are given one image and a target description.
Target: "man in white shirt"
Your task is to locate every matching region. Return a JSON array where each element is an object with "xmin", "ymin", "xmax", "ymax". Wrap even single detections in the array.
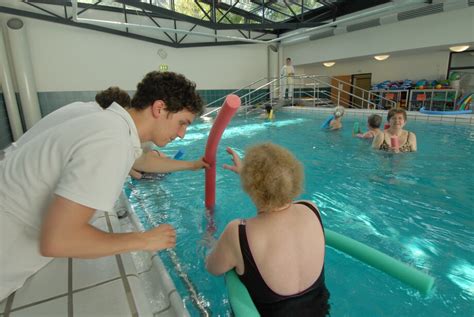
[
  {"xmin": 280, "ymin": 57, "xmax": 295, "ymax": 99},
  {"xmin": 2, "ymin": 86, "xmax": 131, "ymax": 156},
  {"xmin": 0, "ymin": 71, "xmax": 204, "ymax": 300}
]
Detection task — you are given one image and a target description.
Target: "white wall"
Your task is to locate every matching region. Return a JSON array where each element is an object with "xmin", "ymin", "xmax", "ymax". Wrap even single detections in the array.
[
  {"xmin": 0, "ymin": 14, "xmax": 268, "ymax": 91},
  {"xmin": 297, "ymin": 50, "xmax": 450, "ymax": 84},
  {"xmin": 282, "ymin": 6, "xmax": 474, "ymax": 74}
]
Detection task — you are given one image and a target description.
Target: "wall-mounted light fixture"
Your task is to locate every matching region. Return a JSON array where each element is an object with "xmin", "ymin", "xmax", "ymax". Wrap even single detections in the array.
[
  {"xmin": 374, "ymin": 55, "xmax": 390, "ymax": 61},
  {"xmin": 323, "ymin": 62, "xmax": 335, "ymax": 67},
  {"xmin": 449, "ymin": 45, "xmax": 470, "ymax": 52}
]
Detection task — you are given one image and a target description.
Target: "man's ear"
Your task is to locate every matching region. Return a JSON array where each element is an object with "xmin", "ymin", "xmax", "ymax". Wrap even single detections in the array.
[{"xmin": 151, "ymin": 100, "xmax": 165, "ymax": 118}]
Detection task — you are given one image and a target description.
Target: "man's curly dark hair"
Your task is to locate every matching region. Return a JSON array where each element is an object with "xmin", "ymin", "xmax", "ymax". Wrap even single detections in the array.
[
  {"xmin": 95, "ymin": 86, "xmax": 131, "ymax": 109},
  {"xmin": 131, "ymin": 71, "xmax": 203, "ymax": 116}
]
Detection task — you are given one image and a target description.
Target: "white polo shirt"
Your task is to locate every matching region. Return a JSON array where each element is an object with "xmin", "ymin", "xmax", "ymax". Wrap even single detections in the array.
[
  {"xmin": 3, "ymin": 101, "xmax": 103, "ymax": 157},
  {"xmin": 0, "ymin": 103, "xmax": 142, "ymax": 299},
  {"xmin": 19, "ymin": 101, "xmax": 103, "ymax": 147}
]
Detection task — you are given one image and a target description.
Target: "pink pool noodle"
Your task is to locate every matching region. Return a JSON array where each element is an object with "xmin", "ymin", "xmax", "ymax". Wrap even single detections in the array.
[
  {"xmin": 204, "ymin": 94, "xmax": 241, "ymax": 210},
  {"xmin": 390, "ymin": 135, "xmax": 400, "ymax": 149}
]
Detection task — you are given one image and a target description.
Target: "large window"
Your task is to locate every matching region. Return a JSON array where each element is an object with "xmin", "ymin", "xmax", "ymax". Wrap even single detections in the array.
[{"xmin": 448, "ymin": 50, "xmax": 474, "ymax": 94}]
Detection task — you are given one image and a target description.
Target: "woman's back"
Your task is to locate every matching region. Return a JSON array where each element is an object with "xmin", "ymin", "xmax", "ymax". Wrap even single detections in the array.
[{"xmin": 240, "ymin": 201, "xmax": 325, "ymax": 296}]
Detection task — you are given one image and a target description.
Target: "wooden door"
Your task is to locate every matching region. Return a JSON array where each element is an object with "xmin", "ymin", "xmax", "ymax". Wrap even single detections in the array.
[
  {"xmin": 331, "ymin": 75, "xmax": 351, "ymax": 107},
  {"xmin": 352, "ymin": 73, "xmax": 372, "ymax": 108}
]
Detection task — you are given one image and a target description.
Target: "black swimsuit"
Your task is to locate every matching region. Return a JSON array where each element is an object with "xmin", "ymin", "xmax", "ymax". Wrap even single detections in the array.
[{"xmin": 237, "ymin": 201, "xmax": 330, "ymax": 316}]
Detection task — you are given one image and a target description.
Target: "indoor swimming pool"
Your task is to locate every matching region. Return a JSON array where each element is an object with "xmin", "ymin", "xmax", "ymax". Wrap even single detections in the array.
[{"xmin": 125, "ymin": 111, "xmax": 473, "ymax": 317}]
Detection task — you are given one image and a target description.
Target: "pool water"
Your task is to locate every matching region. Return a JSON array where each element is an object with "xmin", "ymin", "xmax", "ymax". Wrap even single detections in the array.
[{"xmin": 126, "ymin": 111, "xmax": 473, "ymax": 317}]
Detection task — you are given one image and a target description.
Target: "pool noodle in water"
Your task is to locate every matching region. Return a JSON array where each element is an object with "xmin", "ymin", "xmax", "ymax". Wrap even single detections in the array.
[
  {"xmin": 204, "ymin": 94, "xmax": 241, "ymax": 210},
  {"xmin": 353, "ymin": 121, "xmax": 360, "ymax": 134},
  {"xmin": 390, "ymin": 135, "xmax": 400, "ymax": 149},
  {"xmin": 321, "ymin": 115, "xmax": 334, "ymax": 129},
  {"xmin": 325, "ymin": 229, "xmax": 434, "ymax": 294},
  {"xmin": 225, "ymin": 270, "xmax": 259, "ymax": 317},
  {"xmin": 225, "ymin": 229, "xmax": 435, "ymax": 316},
  {"xmin": 173, "ymin": 149, "xmax": 185, "ymax": 160}
]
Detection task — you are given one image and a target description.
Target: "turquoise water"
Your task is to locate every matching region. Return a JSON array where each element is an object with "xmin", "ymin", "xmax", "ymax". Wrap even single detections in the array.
[{"xmin": 126, "ymin": 111, "xmax": 474, "ymax": 317}]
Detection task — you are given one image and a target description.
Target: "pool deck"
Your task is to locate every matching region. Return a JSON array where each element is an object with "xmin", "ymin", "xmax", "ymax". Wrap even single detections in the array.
[
  {"xmin": 0, "ymin": 195, "xmax": 188, "ymax": 317},
  {"xmin": 281, "ymin": 106, "xmax": 474, "ymax": 125}
]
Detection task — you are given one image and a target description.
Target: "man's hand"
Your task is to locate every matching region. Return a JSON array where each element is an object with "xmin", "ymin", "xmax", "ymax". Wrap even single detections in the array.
[
  {"xmin": 129, "ymin": 168, "xmax": 143, "ymax": 179},
  {"xmin": 141, "ymin": 224, "xmax": 176, "ymax": 252},
  {"xmin": 191, "ymin": 157, "xmax": 210, "ymax": 170}
]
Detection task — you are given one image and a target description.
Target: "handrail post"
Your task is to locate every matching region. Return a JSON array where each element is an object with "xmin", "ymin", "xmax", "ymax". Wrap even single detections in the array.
[
  {"xmin": 337, "ymin": 83, "xmax": 342, "ymax": 107},
  {"xmin": 313, "ymin": 81, "xmax": 316, "ymax": 107}
]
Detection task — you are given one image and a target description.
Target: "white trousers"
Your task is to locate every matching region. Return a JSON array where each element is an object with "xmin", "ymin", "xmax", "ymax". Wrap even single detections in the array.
[{"xmin": 280, "ymin": 78, "xmax": 294, "ymax": 99}]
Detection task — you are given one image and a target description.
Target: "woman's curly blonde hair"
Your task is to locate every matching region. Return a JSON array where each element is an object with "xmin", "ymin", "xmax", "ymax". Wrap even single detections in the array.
[{"xmin": 241, "ymin": 143, "xmax": 303, "ymax": 212}]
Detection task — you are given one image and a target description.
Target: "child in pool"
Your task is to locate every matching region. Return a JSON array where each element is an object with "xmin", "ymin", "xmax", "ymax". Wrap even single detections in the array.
[{"xmin": 355, "ymin": 114, "xmax": 382, "ymax": 139}]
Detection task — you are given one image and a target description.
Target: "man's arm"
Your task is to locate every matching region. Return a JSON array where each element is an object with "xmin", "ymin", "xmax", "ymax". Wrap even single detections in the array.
[
  {"xmin": 133, "ymin": 151, "xmax": 208, "ymax": 173},
  {"xmin": 40, "ymin": 195, "xmax": 176, "ymax": 258}
]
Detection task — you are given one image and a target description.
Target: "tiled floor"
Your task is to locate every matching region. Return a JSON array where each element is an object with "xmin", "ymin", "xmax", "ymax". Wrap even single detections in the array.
[{"xmin": 0, "ymin": 199, "xmax": 187, "ymax": 317}]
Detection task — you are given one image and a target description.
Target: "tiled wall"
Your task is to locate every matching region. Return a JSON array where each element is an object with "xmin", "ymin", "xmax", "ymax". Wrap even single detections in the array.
[
  {"xmin": 38, "ymin": 91, "xmax": 100, "ymax": 116},
  {"xmin": 198, "ymin": 89, "xmax": 237, "ymax": 105},
  {"xmin": 0, "ymin": 89, "xmax": 261, "ymax": 149}
]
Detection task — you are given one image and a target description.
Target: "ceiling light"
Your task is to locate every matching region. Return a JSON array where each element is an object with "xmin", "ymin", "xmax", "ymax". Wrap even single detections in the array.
[
  {"xmin": 374, "ymin": 55, "xmax": 390, "ymax": 61},
  {"xmin": 449, "ymin": 45, "xmax": 470, "ymax": 52},
  {"xmin": 323, "ymin": 62, "xmax": 335, "ymax": 67}
]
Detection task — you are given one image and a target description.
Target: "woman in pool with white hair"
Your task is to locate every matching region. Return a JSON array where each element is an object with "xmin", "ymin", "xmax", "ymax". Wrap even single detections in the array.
[
  {"xmin": 206, "ymin": 143, "xmax": 330, "ymax": 316},
  {"xmin": 328, "ymin": 106, "xmax": 345, "ymax": 130}
]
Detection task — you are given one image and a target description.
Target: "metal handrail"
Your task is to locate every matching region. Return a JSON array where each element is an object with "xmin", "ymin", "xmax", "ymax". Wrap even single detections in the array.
[
  {"xmin": 203, "ymin": 77, "xmax": 271, "ymax": 107},
  {"xmin": 293, "ymin": 74, "xmax": 398, "ymax": 109},
  {"xmin": 201, "ymin": 74, "xmax": 398, "ymax": 118},
  {"xmin": 308, "ymin": 76, "xmax": 378, "ymax": 109},
  {"xmin": 201, "ymin": 77, "xmax": 279, "ymax": 117}
]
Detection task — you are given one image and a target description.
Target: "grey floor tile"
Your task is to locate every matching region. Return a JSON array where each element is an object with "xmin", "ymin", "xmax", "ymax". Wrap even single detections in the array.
[
  {"xmin": 73, "ymin": 256, "xmax": 120, "ymax": 290},
  {"xmin": 12, "ymin": 258, "xmax": 68, "ymax": 309},
  {"xmin": 10, "ymin": 296, "xmax": 67, "ymax": 317},
  {"xmin": 73, "ymin": 279, "xmax": 131, "ymax": 317}
]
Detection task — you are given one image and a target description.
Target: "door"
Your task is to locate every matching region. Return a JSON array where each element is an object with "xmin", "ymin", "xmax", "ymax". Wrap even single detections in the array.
[
  {"xmin": 351, "ymin": 73, "xmax": 372, "ymax": 108},
  {"xmin": 331, "ymin": 75, "xmax": 351, "ymax": 107}
]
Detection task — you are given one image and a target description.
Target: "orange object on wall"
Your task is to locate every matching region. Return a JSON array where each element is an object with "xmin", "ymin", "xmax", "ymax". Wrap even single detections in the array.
[{"xmin": 416, "ymin": 94, "xmax": 426, "ymax": 101}]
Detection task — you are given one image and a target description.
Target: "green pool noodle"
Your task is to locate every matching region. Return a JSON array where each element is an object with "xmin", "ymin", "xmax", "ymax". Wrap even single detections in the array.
[
  {"xmin": 225, "ymin": 230, "xmax": 435, "ymax": 317},
  {"xmin": 225, "ymin": 270, "xmax": 260, "ymax": 317},
  {"xmin": 325, "ymin": 229, "xmax": 435, "ymax": 295},
  {"xmin": 353, "ymin": 121, "xmax": 360, "ymax": 134}
]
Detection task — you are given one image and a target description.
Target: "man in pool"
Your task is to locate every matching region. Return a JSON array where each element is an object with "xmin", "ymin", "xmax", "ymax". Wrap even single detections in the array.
[{"xmin": 0, "ymin": 71, "xmax": 205, "ymax": 301}]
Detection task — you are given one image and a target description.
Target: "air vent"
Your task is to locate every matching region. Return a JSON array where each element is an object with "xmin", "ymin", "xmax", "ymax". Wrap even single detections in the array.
[
  {"xmin": 469, "ymin": 0, "xmax": 474, "ymax": 6},
  {"xmin": 309, "ymin": 29, "xmax": 334, "ymax": 41},
  {"xmin": 346, "ymin": 19, "xmax": 381, "ymax": 32},
  {"xmin": 398, "ymin": 3, "xmax": 444, "ymax": 21}
]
